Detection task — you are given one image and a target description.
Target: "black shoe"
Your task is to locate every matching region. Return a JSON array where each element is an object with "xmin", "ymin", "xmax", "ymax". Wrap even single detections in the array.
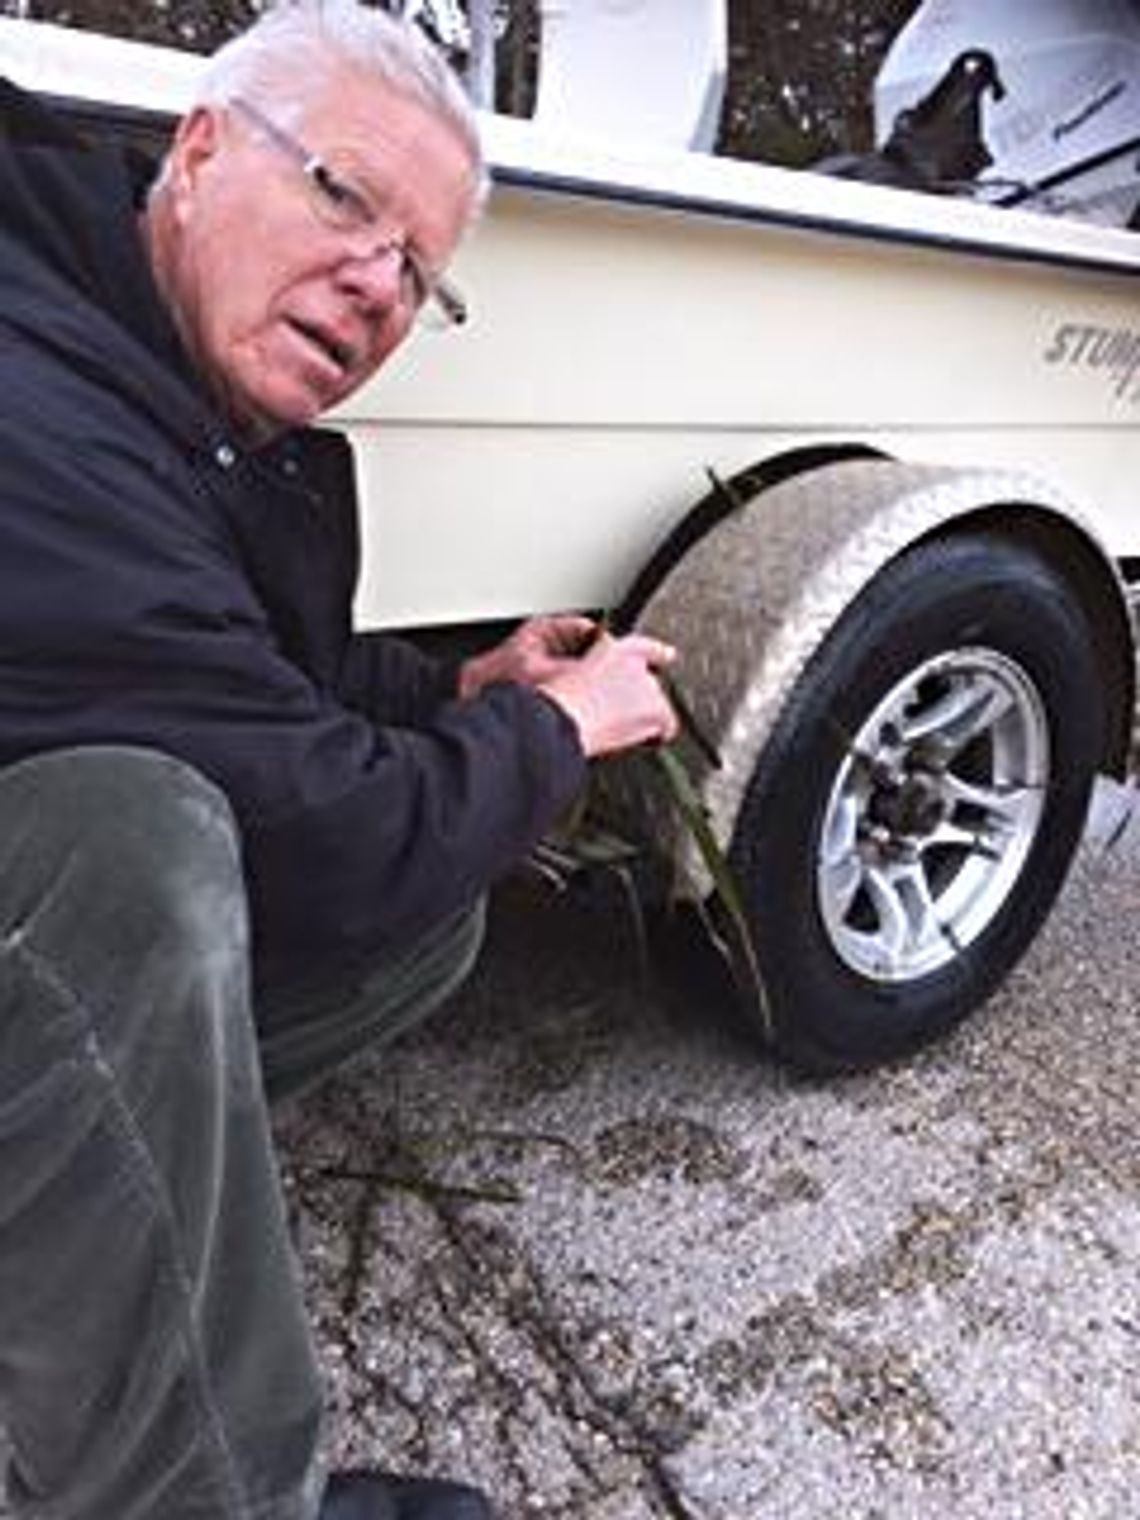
[{"xmin": 320, "ymin": 1468, "xmax": 497, "ymax": 1520}]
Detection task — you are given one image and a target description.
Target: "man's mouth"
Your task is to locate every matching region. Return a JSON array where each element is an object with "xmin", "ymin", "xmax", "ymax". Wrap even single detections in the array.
[{"xmin": 288, "ymin": 318, "xmax": 354, "ymax": 376}]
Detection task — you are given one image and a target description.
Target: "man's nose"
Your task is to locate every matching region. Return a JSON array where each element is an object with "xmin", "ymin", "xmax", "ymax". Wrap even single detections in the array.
[{"xmin": 336, "ymin": 242, "xmax": 407, "ymax": 312}]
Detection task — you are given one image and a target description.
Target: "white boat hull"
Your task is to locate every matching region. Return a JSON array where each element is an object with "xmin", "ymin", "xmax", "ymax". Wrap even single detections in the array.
[{"xmin": 342, "ymin": 160, "xmax": 1139, "ymax": 627}]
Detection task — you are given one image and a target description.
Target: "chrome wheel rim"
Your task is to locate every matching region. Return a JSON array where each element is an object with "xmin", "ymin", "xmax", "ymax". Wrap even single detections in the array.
[{"xmin": 816, "ymin": 646, "xmax": 1049, "ymax": 984}]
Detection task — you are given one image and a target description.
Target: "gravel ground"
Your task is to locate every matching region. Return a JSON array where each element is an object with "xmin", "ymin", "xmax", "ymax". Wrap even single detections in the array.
[
  {"xmin": 276, "ymin": 811, "xmax": 1139, "ymax": 1520},
  {"xmin": 1, "ymin": 812, "xmax": 1135, "ymax": 1519}
]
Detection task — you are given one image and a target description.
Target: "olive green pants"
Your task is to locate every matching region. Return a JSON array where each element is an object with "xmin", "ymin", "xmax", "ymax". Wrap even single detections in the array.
[{"xmin": 0, "ymin": 747, "xmax": 483, "ymax": 1520}]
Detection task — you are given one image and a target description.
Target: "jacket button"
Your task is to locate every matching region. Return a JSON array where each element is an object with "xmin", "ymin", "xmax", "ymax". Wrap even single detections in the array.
[{"xmin": 215, "ymin": 443, "xmax": 237, "ymax": 469}]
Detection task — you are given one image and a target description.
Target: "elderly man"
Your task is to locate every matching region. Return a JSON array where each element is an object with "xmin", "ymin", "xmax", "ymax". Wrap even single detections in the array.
[{"xmin": 0, "ymin": 2, "xmax": 677, "ymax": 1518}]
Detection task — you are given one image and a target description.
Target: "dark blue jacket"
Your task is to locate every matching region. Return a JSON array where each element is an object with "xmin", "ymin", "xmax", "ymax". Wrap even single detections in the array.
[{"xmin": 0, "ymin": 81, "xmax": 585, "ymax": 993}]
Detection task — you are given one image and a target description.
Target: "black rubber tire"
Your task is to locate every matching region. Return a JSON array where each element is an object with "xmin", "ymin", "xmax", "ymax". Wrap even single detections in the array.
[{"xmin": 724, "ymin": 531, "xmax": 1104, "ymax": 1073}]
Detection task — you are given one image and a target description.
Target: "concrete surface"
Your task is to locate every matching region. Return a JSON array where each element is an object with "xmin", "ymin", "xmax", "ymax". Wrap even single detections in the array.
[
  {"xmin": 0, "ymin": 821, "xmax": 1134, "ymax": 1519},
  {"xmin": 276, "ymin": 821, "xmax": 1139, "ymax": 1520}
]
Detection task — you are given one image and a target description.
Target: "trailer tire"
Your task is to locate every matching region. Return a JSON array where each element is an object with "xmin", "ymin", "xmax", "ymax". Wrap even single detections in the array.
[{"xmin": 723, "ymin": 530, "xmax": 1103, "ymax": 1072}]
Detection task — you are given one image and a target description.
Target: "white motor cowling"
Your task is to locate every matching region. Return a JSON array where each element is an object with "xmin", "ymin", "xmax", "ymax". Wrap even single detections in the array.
[
  {"xmin": 533, "ymin": 0, "xmax": 727, "ymax": 151},
  {"xmin": 875, "ymin": 0, "xmax": 1140, "ymax": 225}
]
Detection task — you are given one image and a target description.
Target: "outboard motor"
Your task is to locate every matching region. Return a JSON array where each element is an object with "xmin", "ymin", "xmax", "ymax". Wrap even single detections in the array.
[
  {"xmin": 870, "ymin": 0, "xmax": 1140, "ymax": 226},
  {"xmin": 533, "ymin": 0, "xmax": 727, "ymax": 151}
]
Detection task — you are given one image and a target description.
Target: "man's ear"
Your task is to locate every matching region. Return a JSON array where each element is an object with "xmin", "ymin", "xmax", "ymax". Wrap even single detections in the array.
[{"xmin": 164, "ymin": 104, "xmax": 224, "ymax": 210}]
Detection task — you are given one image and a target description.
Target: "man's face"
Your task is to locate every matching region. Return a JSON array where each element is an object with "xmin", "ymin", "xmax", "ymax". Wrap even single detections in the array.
[{"xmin": 156, "ymin": 68, "xmax": 476, "ymax": 436}]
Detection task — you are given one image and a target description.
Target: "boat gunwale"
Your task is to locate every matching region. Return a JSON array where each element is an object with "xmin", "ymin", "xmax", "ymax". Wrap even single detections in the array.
[
  {"xmin": 481, "ymin": 109, "xmax": 1140, "ymax": 280},
  {"xmin": 489, "ymin": 159, "xmax": 1140, "ymax": 280}
]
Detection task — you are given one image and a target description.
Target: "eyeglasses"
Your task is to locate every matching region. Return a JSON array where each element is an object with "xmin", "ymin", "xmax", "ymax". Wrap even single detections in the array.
[{"xmin": 230, "ymin": 97, "xmax": 467, "ymax": 328}]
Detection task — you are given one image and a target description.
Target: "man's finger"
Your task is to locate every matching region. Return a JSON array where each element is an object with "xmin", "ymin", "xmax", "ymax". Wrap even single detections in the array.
[{"xmin": 617, "ymin": 633, "xmax": 678, "ymax": 668}]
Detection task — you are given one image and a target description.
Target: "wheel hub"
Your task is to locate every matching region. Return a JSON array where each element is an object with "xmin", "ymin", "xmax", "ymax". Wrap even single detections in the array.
[
  {"xmin": 866, "ymin": 771, "xmax": 947, "ymax": 840},
  {"xmin": 817, "ymin": 647, "xmax": 1049, "ymax": 984}
]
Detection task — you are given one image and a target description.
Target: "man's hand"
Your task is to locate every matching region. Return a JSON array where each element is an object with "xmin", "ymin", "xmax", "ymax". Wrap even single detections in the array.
[
  {"xmin": 537, "ymin": 631, "xmax": 680, "ymax": 758},
  {"xmin": 458, "ymin": 614, "xmax": 598, "ymax": 699},
  {"xmin": 458, "ymin": 616, "xmax": 679, "ymax": 758}
]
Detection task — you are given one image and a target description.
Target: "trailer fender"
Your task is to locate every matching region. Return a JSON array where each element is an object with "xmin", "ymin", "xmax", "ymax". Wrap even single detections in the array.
[{"xmin": 627, "ymin": 456, "xmax": 1132, "ymax": 888}]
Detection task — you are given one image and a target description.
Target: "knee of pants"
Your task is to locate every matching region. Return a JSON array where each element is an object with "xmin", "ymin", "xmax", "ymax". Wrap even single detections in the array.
[
  {"xmin": 448, "ymin": 894, "xmax": 487, "ymax": 992},
  {"xmin": 0, "ymin": 747, "xmax": 251, "ymax": 1017}
]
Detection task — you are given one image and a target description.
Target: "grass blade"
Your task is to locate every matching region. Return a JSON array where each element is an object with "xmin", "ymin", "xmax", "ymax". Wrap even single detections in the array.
[{"xmin": 649, "ymin": 745, "xmax": 773, "ymax": 1040}]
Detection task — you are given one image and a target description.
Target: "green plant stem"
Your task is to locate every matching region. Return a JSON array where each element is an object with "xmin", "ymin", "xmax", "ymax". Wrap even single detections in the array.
[{"xmin": 649, "ymin": 745, "xmax": 773, "ymax": 1039}]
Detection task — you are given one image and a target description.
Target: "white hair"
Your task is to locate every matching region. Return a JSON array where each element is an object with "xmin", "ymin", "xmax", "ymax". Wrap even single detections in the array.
[{"xmin": 194, "ymin": 0, "xmax": 487, "ymax": 213}]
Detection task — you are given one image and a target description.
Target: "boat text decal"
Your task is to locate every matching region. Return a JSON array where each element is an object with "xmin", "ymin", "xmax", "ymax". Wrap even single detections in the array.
[{"xmin": 1044, "ymin": 322, "xmax": 1140, "ymax": 404}]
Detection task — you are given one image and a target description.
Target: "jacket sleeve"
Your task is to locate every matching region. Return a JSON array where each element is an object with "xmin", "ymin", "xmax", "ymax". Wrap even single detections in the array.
[
  {"xmin": 336, "ymin": 629, "xmax": 460, "ymax": 728},
  {"xmin": 246, "ymin": 679, "xmax": 585, "ymax": 986}
]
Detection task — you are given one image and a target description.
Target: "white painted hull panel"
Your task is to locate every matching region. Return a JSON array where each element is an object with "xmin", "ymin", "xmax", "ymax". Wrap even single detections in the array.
[{"xmin": 339, "ymin": 187, "xmax": 1139, "ymax": 626}]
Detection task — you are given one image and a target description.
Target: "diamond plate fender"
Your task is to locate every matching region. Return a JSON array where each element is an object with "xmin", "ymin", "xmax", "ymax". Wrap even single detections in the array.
[{"xmin": 625, "ymin": 457, "xmax": 1132, "ymax": 897}]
